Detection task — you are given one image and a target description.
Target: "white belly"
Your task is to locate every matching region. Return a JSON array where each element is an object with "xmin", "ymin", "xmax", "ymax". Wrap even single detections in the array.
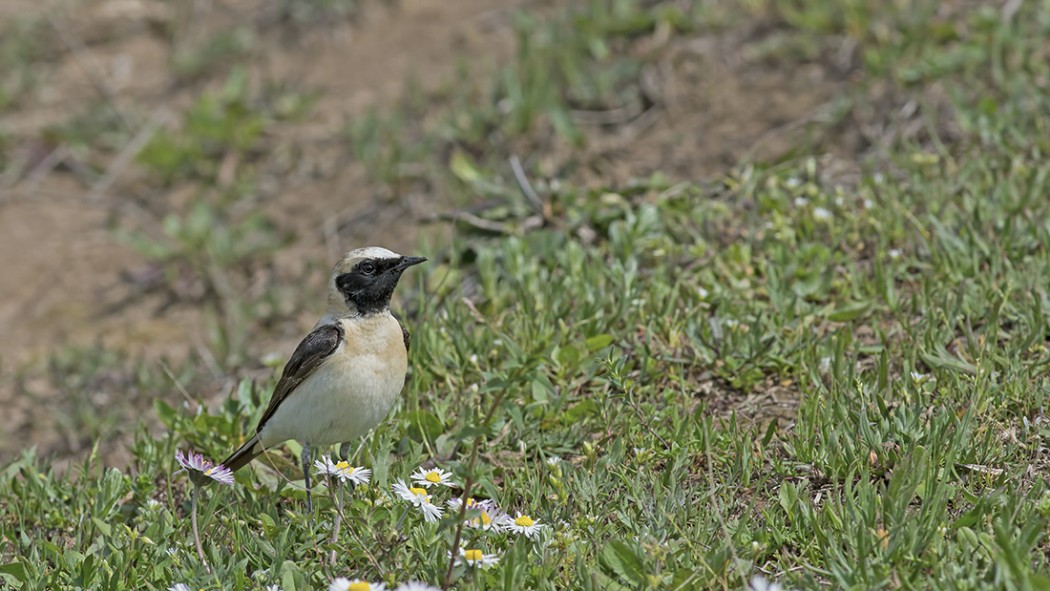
[{"xmin": 257, "ymin": 314, "xmax": 407, "ymax": 448}]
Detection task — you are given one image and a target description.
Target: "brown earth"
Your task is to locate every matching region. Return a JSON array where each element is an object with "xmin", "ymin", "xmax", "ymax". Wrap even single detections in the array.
[
  {"xmin": 0, "ymin": 0, "xmax": 853, "ymax": 464},
  {"xmin": 1, "ymin": 0, "xmax": 514, "ymax": 367}
]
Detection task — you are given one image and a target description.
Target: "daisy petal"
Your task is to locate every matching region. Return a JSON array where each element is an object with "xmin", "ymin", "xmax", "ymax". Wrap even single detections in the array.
[{"xmin": 410, "ymin": 466, "xmax": 456, "ymax": 488}]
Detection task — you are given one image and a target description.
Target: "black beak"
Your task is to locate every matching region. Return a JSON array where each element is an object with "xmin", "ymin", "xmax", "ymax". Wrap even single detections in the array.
[{"xmin": 395, "ymin": 255, "xmax": 428, "ymax": 271}]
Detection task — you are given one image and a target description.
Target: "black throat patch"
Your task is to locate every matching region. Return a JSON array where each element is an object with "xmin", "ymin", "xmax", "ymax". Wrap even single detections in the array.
[{"xmin": 335, "ymin": 258, "xmax": 405, "ymax": 315}]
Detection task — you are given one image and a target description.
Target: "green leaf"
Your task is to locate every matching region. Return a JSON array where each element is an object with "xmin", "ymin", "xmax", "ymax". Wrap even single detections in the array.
[
  {"xmin": 0, "ymin": 561, "xmax": 25, "ymax": 582},
  {"xmin": 1030, "ymin": 574, "xmax": 1050, "ymax": 591},
  {"xmin": 280, "ymin": 561, "xmax": 299, "ymax": 591},
  {"xmin": 153, "ymin": 399, "xmax": 177, "ymax": 428},
  {"xmin": 601, "ymin": 540, "xmax": 647, "ymax": 586},
  {"xmin": 563, "ymin": 399, "xmax": 598, "ymax": 422},
  {"xmin": 555, "ymin": 343, "xmax": 581, "ymax": 366},
  {"xmin": 761, "ymin": 418, "xmax": 778, "ymax": 446},
  {"xmin": 92, "ymin": 517, "xmax": 112, "ymax": 537},
  {"xmin": 921, "ymin": 345, "xmax": 977, "ymax": 375},
  {"xmin": 403, "ymin": 409, "xmax": 444, "ymax": 441},
  {"xmin": 450, "ymin": 149, "xmax": 483, "ymax": 185},
  {"xmin": 259, "ymin": 512, "xmax": 278, "ymax": 536},
  {"xmin": 456, "ymin": 425, "xmax": 491, "ymax": 440},
  {"xmin": 531, "ymin": 379, "xmax": 550, "ymax": 403},
  {"xmin": 585, "ymin": 334, "xmax": 615, "ymax": 351},
  {"xmin": 823, "ymin": 300, "xmax": 871, "ymax": 322}
]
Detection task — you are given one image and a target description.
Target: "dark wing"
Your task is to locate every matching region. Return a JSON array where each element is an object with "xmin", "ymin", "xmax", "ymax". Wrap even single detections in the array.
[
  {"xmin": 394, "ymin": 312, "xmax": 410, "ymax": 352},
  {"xmin": 256, "ymin": 323, "xmax": 344, "ymax": 431}
]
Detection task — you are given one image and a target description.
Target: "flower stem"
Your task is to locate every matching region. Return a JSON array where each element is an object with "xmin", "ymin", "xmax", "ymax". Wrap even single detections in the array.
[
  {"xmin": 443, "ymin": 387, "xmax": 508, "ymax": 590},
  {"xmin": 443, "ymin": 446, "xmax": 479, "ymax": 590},
  {"xmin": 190, "ymin": 485, "xmax": 209, "ymax": 572},
  {"xmin": 329, "ymin": 475, "xmax": 342, "ymax": 565}
]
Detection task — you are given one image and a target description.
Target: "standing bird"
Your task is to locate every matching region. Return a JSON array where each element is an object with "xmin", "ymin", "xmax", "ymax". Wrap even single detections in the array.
[{"xmin": 203, "ymin": 247, "xmax": 426, "ymax": 511}]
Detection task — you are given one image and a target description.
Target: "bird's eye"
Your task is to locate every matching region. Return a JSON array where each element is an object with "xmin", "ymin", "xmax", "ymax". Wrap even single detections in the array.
[{"xmin": 359, "ymin": 261, "xmax": 376, "ymax": 275}]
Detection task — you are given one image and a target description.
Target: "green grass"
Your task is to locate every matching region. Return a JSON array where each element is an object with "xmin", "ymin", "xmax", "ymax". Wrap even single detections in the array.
[{"xmin": 5, "ymin": 0, "xmax": 1050, "ymax": 589}]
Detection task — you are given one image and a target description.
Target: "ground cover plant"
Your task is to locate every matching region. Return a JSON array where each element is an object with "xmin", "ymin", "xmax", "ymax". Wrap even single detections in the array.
[{"xmin": 3, "ymin": 0, "xmax": 1050, "ymax": 589}]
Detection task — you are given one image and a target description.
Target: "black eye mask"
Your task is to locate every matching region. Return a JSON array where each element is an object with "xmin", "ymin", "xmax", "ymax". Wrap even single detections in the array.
[{"xmin": 335, "ymin": 259, "xmax": 400, "ymax": 314}]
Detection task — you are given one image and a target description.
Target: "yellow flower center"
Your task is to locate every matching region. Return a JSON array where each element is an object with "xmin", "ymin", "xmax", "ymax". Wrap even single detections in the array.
[
  {"xmin": 514, "ymin": 515, "xmax": 535, "ymax": 527},
  {"xmin": 468, "ymin": 511, "xmax": 493, "ymax": 528},
  {"xmin": 464, "ymin": 549, "xmax": 483, "ymax": 561},
  {"xmin": 347, "ymin": 583, "xmax": 370, "ymax": 591},
  {"xmin": 335, "ymin": 460, "xmax": 351, "ymax": 471},
  {"xmin": 204, "ymin": 467, "xmax": 214, "ymax": 475},
  {"xmin": 425, "ymin": 471, "xmax": 442, "ymax": 483},
  {"xmin": 409, "ymin": 487, "xmax": 428, "ymax": 497}
]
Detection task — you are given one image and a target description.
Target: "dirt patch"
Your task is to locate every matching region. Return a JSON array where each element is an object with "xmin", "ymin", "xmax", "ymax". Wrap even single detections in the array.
[
  {"xmin": 0, "ymin": 0, "xmax": 514, "ymax": 366},
  {"xmin": 574, "ymin": 21, "xmax": 854, "ymax": 186}
]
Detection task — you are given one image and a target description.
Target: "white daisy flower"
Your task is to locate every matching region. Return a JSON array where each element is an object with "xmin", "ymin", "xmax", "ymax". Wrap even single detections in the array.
[
  {"xmin": 501, "ymin": 511, "xmax": 546, "ymax": 538},
  {"xmin": 545, "ymin": 456, "xmax": 561, "ymax": 467},
  {"xmin": 169, "ymin": 585, "xmax": 192, "ymax": 591},
  {"xmin": 452, "ymin": 547, "xmax": 500, "ymax": 569},
  {"xmin": 266, "ymin": 586, "xmax": 282, "ymax": 591},
  {"xmin": 888, "ymin": 248, "xmax": 902, "ymax": 259},
  {"xmin": 392, "ymin": 479, "xmax": 443, "ymax": 522},
  {"xmin": 749, "ymin": 575, "xmax": 793, "ymax": 591},
  {"xmin": 329, "ymin": 578, "xmax": 386, "ymax": 591},
  {"xmin": 146, "ymin": 499, "xmax": 161, "ymax": 509},
  {"xmin": 342, "ymin": 465, "xmax": 371, "ymax": 486},
  {"xmin": 174, "ymin": 450, "xmax": 208, "ymax": 472},
  {"xmin": 314, "ymin": 458, "xmax": 372, "ymax": 486},
  {"xmin": 174, "ymin": 450, "xmax": 234, "ymax": 485},
  {"xmin": 392, "ymin": 479, "xmax": 420, "ymax": 502},
  {"xmin": 447, "ymin": 497, "xmax": 503, "ymax": 531},
  {"xmin": 910, "ymin": 371, "xmax": 928, "ymax": 383},
  {"xmin": 315, "ymin": 457, "xmax": 343, "ymax": 478},
  {"xmin": 793, "ymin": 196, "xmax": 808, "ymax": 207},
  {"xmin": 813, "ymin": 207, "xmax": 832, "ymax": 220},
  {"xmin": 393, "ymin": 583, "xmax": 440, "ymax": 591},
  {"xmin": 410, "ymin": 466, "xmax": 456, "ymax": 488}
]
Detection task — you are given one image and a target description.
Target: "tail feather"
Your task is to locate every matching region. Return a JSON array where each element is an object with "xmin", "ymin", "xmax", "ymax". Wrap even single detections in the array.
[
  {"xmin": 192, "ymin": 434, "xmax": 263, "ymax": 487},
  {"xmin": 222, "ymin": 434, "xmax": 264, "ymax": 473}
]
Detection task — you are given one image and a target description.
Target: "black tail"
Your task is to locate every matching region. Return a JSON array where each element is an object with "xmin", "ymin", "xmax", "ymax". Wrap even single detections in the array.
[
  {"xmin": 223, "ymin": 434, "xmax": 264, "ymax": 473},
  {"xmin": 191, "ymin": 434, "xmax": 264, "ymax": 486}
]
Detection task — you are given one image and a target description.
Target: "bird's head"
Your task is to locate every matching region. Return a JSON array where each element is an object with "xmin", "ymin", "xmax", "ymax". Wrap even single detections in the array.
[{"xmin": 326, "ymin": 247, "xmax": 427, "ymax": 317}]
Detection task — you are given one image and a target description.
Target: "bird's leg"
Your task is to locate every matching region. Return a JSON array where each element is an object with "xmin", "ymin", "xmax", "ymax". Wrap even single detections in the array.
[
  {"xmin": 301, "ymin": 443, "xmax": 313, "ymax": 513},
  {"xmin": 338, "ymin": 441, "xmax": 352, "ymax": 462}
]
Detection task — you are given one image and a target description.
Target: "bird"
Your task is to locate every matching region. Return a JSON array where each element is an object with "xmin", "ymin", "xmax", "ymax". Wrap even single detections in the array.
[{"xmin": 199, "ymin": 246, "xmax": 426, "ymax": 511}]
